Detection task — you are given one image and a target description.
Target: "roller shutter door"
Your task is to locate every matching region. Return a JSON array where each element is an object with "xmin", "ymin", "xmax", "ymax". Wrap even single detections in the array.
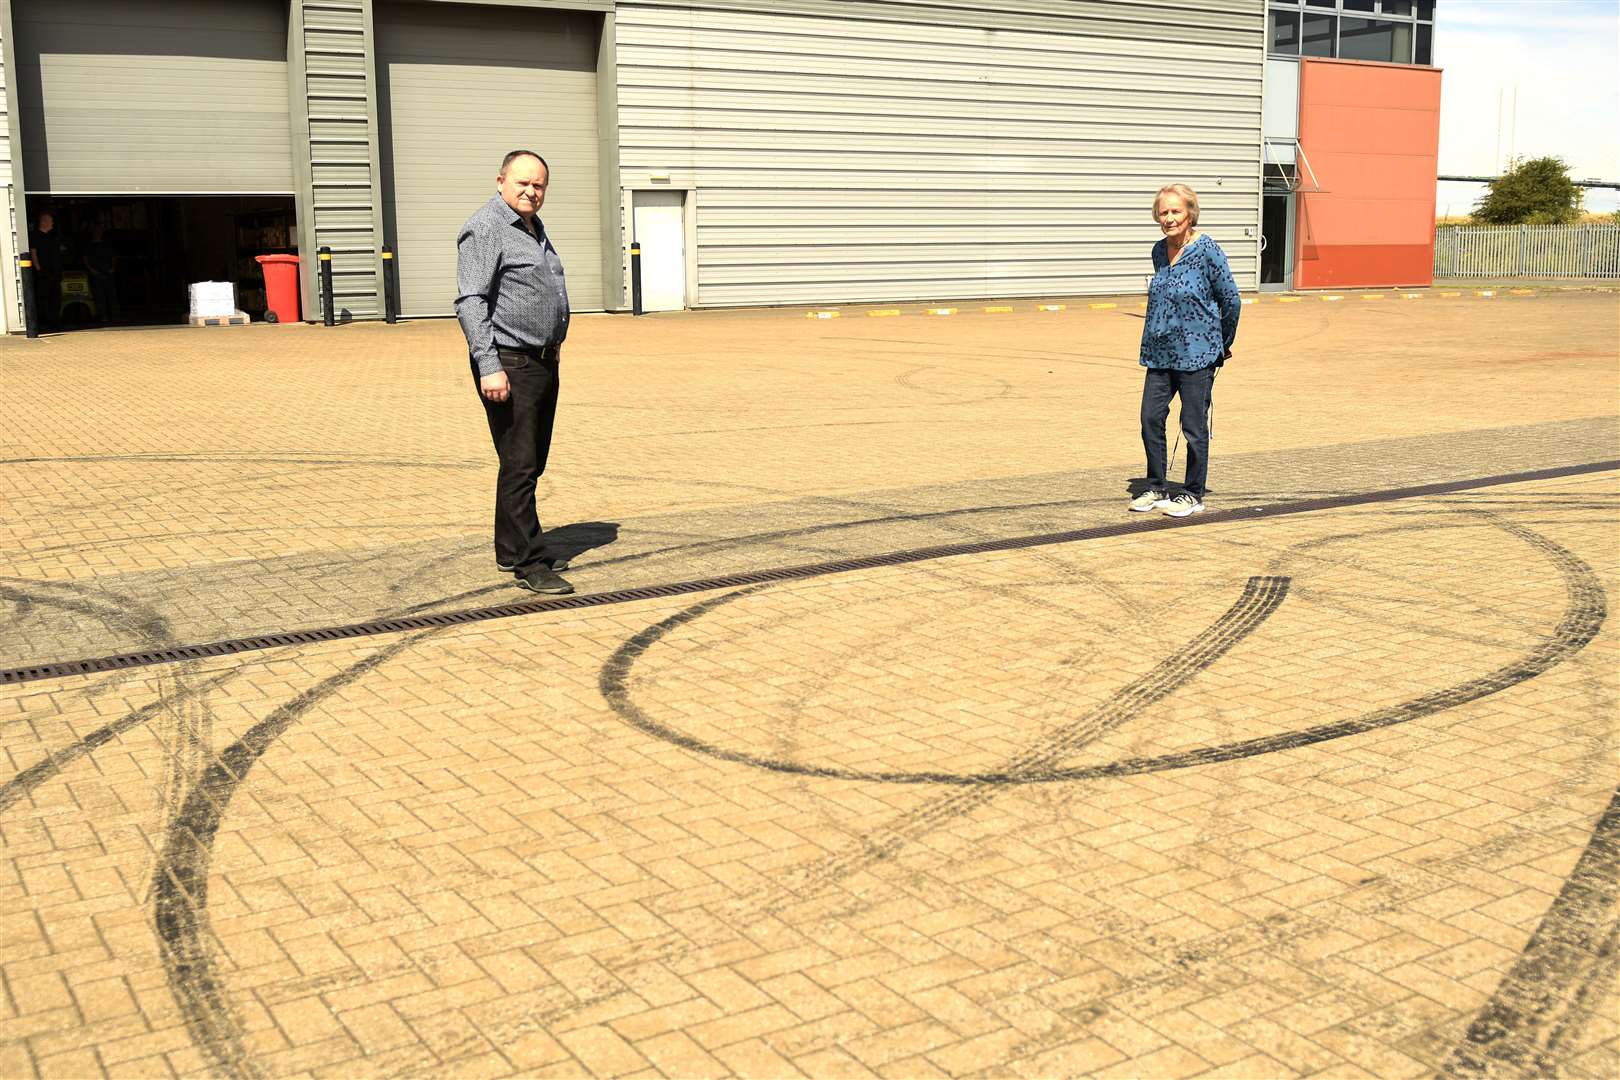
[
  {"xmin": 14, "ymin": 0, "xmax": 293, "ymax": 194},
  {"xmin": 377, "ymin": 2, "xmax": 603, "ymax": 315}
]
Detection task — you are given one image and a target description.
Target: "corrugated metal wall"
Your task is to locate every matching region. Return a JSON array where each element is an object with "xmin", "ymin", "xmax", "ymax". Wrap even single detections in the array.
[
  {"xmin": 616, "ymin": 0, "xmax": 1264, "ymax": 306},
  {"xmin": 0, "ymin": 0, "xmax": 1269, "ymax": 329},
  {"xmin": 293, "ymin": 0, "xmax": 382, "ymax": 319},
  {"xmin": 0, "ymin": 8, "xmax": 19, "ymax": 331}
]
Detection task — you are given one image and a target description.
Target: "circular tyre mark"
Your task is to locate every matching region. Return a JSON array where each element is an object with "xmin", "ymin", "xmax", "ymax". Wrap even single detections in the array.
[
  {"xmin": 600, "ymin": 520, "xmax": 1604, "ymax": 784},
  {"xmin": 602, "ymin": 576, "xmax": 1293, "ymax": 784}
]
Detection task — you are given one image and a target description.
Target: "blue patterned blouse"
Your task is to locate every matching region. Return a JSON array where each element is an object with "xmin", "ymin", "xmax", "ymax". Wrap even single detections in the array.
[{"xmin": 1139, "ymin": 234, "xmax": 1242, "ymax": 371}]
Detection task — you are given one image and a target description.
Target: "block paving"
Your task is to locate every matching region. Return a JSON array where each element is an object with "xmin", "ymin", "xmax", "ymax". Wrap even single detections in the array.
[{"xmin": 1, "ymin": 287, "xmax": 1617, "ymax": 1077}]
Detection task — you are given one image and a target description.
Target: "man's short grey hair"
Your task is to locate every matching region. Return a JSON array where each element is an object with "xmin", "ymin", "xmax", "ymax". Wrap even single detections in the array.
[
  {"xmin": 1152, "ymin": 183, "xmax": 1200, "ymax": 225},
  {"xmin": 500, "ymin": 149, "xmax": 550, "ymax": 177}
]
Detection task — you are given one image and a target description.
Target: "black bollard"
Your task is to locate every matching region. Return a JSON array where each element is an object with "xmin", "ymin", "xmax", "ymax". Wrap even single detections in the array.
[
  {"xmin": 630, "ymin": 242, "xmax": 643, "ymax": 316},
  {"xmin": 318, "ymin": 246, "xmax": 335, "ymax": 327},
  {"xmin": 381, "ymin": 245, "xmax": 398, "ymax": 324},
  {"xmin": 19, "ymin": 257, "xmax": 38, "ymax": 338}
]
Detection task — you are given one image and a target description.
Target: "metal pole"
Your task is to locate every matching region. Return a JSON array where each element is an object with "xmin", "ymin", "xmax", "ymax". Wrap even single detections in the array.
[
  {"xmin": 381, "ymin": 245, "xmax": 398, "ymax": 324},
  {"xmin": 18, "ymin": 257, "xmax": 38, "ymax": 338},
  {"xmin": 318, "ymin": 246, "xmax": 335, "ymax": 326},
  {"xmin": 629, "ymin": 242, "xmax": 643, "ymax": 316}
]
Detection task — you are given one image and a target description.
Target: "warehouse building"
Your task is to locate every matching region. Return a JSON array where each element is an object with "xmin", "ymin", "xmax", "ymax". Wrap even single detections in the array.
[{"xmin": 0, "ymin": 0, "xmax": 1438, "ymax": 332}]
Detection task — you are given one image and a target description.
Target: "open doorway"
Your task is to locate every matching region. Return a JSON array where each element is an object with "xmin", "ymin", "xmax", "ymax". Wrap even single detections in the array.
[
  {"xmin": 1260, "ymin": 191, "xmax": 1294, "ymax": 290},
  {"xmin": 26, "ymin": 195, "xmax": 297, "ymax": 329}
]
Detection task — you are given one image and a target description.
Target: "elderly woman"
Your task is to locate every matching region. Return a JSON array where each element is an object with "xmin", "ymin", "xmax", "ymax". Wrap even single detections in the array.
[{"xmin": 1130, "ymin": 183, "xmax": 1241, "ymax": 517}]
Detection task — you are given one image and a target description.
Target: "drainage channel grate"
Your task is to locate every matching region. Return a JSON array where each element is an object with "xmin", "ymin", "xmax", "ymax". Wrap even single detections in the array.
[{"xmin": 4, "ymin": 459, "xmax": 1615, "ymax": 687}]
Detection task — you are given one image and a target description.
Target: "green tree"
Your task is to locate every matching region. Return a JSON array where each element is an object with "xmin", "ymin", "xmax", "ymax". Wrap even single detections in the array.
[{"xmin": 1473, "ymin": 156, "xmax": 1582, "ymax": 225}]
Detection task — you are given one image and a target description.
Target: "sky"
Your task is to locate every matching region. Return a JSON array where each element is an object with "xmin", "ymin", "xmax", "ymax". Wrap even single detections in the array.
[{"xmin": 1435, "ymin": 0, "xmax": 1619, "ymax": 217}]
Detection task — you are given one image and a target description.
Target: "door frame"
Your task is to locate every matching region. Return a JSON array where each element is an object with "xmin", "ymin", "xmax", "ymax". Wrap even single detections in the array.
[
  {"xmin": 625, "ymin": 184, "xmax": 697, "ymax": 309},
  {"xmin": 1259, "ymin": 190, "xmax": 1295, "ymax": 292}
]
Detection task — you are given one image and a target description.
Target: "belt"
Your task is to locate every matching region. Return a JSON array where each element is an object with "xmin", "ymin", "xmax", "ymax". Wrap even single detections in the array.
[{"xmin": 495, "ymin": 342, "xmax": 559, "ymax": 360}]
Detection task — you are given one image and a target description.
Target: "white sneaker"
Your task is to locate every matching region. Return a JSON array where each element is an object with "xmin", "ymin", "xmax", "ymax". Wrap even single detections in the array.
[
  {"xmin": 1129, "ymin": 489, "xmax": 1169, "ymax": 512},
  {"xmin": 1163, "ymin": 493, "xmax": 1204, "ymax": 517}
]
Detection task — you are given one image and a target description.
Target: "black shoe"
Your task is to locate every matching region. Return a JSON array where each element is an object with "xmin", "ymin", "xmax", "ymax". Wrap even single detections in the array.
[
  {"xmin": 499, "ymin": 554, "xmax": 569, "ymax": 572},
  {"xmin": 515, "ymin": 567, "xmax": 574, "ymax": 595}
]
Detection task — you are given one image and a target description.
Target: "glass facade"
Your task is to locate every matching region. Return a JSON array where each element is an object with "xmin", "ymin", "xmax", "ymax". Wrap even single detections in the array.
[
  {"xmin": 1338, "ymin": 16, "xmax": 1411, "ymax": 62},
  {"xmin": 1302, "ymin": 12, "xmax": 1335, "ymax": 56},
  {"xmin": 1266, "ymin": 0, "xmax": 1436, "ymax": 64}
]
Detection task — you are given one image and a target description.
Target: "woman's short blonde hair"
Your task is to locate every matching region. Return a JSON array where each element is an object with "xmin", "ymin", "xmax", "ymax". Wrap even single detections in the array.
[{"xmin": 1152, "ymin": 183, "xmax": 1200, "ymax": 225}]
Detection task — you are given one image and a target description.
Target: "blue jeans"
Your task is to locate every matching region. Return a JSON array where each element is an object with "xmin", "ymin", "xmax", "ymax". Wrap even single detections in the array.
[{"xmin": 1140, "ymin": 366, "xmax": 1215, "ymax": 499}]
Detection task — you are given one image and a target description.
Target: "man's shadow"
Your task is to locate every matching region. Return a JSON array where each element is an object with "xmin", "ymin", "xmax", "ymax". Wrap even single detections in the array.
[{"xmin": 545, "ymin": 521, "xmax": 620, "ymax": 565}]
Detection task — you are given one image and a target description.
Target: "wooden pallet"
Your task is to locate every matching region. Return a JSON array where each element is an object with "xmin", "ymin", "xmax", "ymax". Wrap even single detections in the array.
[{"xmin": 188, "ymin": 311, "xmax": 251, "ymax": 327}]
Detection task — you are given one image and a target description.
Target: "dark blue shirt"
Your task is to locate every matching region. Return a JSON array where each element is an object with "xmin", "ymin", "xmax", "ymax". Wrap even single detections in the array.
[{"xmin": 1139, "ymin": 234, "xmax": 1241, "ymax": 371}]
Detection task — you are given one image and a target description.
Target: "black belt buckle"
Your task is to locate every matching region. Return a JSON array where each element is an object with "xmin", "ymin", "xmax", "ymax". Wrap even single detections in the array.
[{"xmin": 497, "ymin": 344, "xmax": 557, "ymax": 361}]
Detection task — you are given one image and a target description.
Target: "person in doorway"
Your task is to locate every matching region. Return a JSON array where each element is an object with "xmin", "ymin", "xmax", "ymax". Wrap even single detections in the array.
[
  {"xmin": 1130, "ymin": 183, "xmax": 1241, "ymax": 518},
  {"xmin": 28, "ymin": 210, "xmax": 62, "ymax": 332},
  {"xmin": 83, "ymin": 222, "xmax": 120, "ymax": 324},
  {"xmin": 455, "ymin": 149, "xmax": 575, "ymax": 595}
]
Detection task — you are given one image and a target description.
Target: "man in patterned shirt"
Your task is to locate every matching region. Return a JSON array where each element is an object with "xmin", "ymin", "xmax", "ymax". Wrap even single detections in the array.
[{"xmin": 456, "ymin": 149, "xmax": 575, "ymax": 594}]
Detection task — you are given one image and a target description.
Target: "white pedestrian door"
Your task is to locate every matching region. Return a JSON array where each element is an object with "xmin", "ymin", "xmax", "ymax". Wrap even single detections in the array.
[{"xmin": 633, "ymin": 191, "xmax": 686, "ymax": 311}]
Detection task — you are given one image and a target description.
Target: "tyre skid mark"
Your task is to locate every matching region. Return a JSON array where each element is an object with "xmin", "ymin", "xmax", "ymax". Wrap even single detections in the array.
[
  {"xmin": 0, "ymin": 511, "xmax": 1610, "ymax": 1077},
  {"xmin": 150, "ymin": 631, "xmax": 440, "ymax": 1080},
  {"xmin": 599, "ymin": 578, "xmax": 1288, "ymax": 792},
  {"xmin": 1440, "ymin": 784, "xmax": 1620, "ymax": 1078},
  {"xmin": 597, "ymin": 519, "xmax": 1603, "ymax": 788},
  {"xmin": 144, "ymin": 519, "xmax": 1603, "ymax": 1076},
  {"xmin": 0, "ymin": 581, "xmax": 210, "ymax": 815},
  {"xmin": 775, "ymin": 576, "xmax": 1292, "ymax": 900},
  {"xmin": 600, "ymin": 519, "xmax": 1612, "ymax": 1076},
  {"xmin": 1064, "ymin": 522, "xmax": 1602, "ymax": 783},
  {"xmin": 9, "ymin": 460, "xmax": 1616, "ymax": 687}
]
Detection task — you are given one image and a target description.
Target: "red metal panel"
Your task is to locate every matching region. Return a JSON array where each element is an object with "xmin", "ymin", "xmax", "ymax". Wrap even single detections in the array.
[{"xmin": 1295, "ymin": 58, "xmax": 1442, "ymax": 289}]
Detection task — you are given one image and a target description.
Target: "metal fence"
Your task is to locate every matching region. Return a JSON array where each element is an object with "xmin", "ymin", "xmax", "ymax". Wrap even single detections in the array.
[{"xmin": 1434, "ymin": 224, "xmax": 1620, "ymax": 278}]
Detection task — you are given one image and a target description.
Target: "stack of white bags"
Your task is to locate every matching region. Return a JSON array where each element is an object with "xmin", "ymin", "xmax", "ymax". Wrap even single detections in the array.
[{"xmin": 188, "ymin": 281, "xmax": 238, "ymax": 318}]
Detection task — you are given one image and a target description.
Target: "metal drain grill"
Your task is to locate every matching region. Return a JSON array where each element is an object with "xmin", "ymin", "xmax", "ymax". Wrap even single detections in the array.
[{"xmin": 4, "ymin": 459, "xmax": 1614, "ymax": 686}]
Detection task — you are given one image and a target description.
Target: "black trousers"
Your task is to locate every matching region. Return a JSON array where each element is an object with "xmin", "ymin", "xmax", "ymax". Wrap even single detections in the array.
[
  {"xmin": 89, "ymin": 271, "xmax": 120, "ymax": 322},
  {"xmin": 1140, "ymin": 365, "xmax": 1216, "ymax": 499},
  {"xmin": 478, "ymin": 347, "xmax": 560, "ymax": 575},
  {"xmin": 36, "ymin": 273, "xmax": 60, "ymax": 331}
]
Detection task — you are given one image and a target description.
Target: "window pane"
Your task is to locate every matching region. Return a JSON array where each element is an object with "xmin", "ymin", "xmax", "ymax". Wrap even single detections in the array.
[
  {"xmin": 1306, "ymin": 0, "xmax": 1335, "ymax": 7},
  {"xmin": 1416, "ymin": 1, "xmax": 1435, "ymax": 18},
  {"xmin": 1344, "ymin": 0, "xmax": 1377, "ymax": 11},
  {"xmin": 1416, "ymin": 22, "xmax": 1433, "ymax": 64},
  {"xmin": 1270, "ymin": 9, "xmax": 1300, "ymax": 53},
  {"xmin": 1382, "ymin": 1, "xmax": 1413, "ymax": 15},
  {"xmin": 1339, "ymin": 16, "xmax": 1401, "ymax": 61},
  {"xmin": 1302, "ymin": 12, "xmax": 1335, "ymax": 55}
]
